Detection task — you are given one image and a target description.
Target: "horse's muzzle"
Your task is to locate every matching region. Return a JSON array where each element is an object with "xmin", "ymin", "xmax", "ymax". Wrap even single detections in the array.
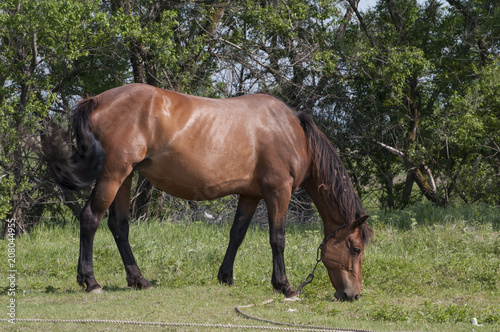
[{"xmin": 334, "ymin": 291, "xmax": 360, "ymax": 302}]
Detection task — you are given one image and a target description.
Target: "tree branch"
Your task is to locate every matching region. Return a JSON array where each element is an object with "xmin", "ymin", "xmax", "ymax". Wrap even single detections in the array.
[
  {"xmin": 349, "ymin": 136, "xmax": 404, "ymax": 158},
  {"xmin": 346, "ymin": 0, "xmax": 376, "ymax": 47},
  {"xmin": 337, "ymin": 0, "xmax": 358, "ymax": 41},
  {"xmin": 385, "ymin": 0, "xmax": 404, "ymax": 40}
]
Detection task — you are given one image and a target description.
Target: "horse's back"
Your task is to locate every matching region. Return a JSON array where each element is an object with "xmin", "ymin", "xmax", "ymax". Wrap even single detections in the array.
[{"xmin": 89, "ymin": 84, "xmax": 310, "ymax": 200}]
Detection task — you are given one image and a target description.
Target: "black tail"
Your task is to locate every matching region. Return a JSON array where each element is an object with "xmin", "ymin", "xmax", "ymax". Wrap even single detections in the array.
[{"xmin": 45, "ymin": 98, "xmax": 105, "ymax": 191}]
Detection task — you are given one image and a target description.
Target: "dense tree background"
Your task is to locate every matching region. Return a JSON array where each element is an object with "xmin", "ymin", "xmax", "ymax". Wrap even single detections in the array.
[{"xmin": 1, "ymin": 0, "xmax": 498, "ymax": 234}]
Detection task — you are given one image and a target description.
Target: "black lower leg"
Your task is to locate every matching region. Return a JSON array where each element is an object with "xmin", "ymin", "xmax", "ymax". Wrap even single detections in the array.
[
  {"xmin": 218, "ymin": 196, "xmax": 259, "ymax": 285},
  {"xmin": 77, "ymin": 202, "xmax": 102, "ymax": 293},
  {"xmin": 108, "ymin": 202, "xmax": 152, "ymax": 289},
  {"xmin": 269, "ymin": 221, "xmax": 295, "ymax": 296}
]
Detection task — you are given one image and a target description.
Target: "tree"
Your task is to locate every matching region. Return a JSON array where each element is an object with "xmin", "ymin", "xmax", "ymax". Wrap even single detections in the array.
[
  {"xmin": 0, "ymin": 0, "xmax": 126, "ymax": 233},
  {"xmin": 1, "ymin": 0, "xmax": 498, "ymax": 235},
  {"xmin": 335, "ymin": 0, "xmax": 499, "ymax": 208},
  {"xmin": 110, "ymin": 0, "xmax": 230, "ymax": 220}
]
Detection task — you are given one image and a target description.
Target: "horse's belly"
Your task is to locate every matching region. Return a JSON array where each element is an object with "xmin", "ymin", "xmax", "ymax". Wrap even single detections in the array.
[
  {"xmin": 146, "ymin": 176, "xmax": 252, "ymax": 201},
  {"xmin": 138, "ymin": 152, "xmax": 256, "ymax": 201}
]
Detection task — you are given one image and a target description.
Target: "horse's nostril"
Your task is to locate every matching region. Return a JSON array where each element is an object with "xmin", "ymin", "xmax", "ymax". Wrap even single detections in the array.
[
  {"xmin": 334, "ymin": 291, "xmax": 359, "ymax": 301},
  {"xmin": 334, "ymin": 291, "xmax": 346, "ymax": 301}
]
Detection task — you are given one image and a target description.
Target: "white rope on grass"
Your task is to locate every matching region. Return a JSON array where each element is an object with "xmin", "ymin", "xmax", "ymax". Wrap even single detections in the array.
[
  {"xmin": 0, "ymin": 318, "xmax": 367, "ymax": 332},
  {"xmin": 235, "ymin": 303, "xmax": 377, "ymax": 332},
  {"xmin": 0, "ymin": 299, "xmax": 378, "ymax": 332}
]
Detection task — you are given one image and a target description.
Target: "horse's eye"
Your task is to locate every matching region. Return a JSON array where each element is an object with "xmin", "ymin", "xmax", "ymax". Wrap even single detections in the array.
[{"xmin": 352, "ymin": 247, "xmax": 361, "ymax": 255}]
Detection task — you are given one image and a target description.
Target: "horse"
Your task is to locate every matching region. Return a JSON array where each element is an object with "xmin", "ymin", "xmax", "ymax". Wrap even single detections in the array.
[{"xmin": 46, "ymin": 83, "xmax": 372, "ymax": 301}]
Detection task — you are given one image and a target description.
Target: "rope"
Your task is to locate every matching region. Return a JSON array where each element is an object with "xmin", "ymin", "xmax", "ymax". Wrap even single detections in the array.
[
  {"xmin": 0, "ymin": 317, "xmax": 375, "ymax": 332},
  {"xmin": 0, "ymin": 298, "xmax": 378, "ymax": 332},
  {"xmin": 235, "ymin": 302, "xmax": 377, "ymax": 332},
  {"xmin": 1, "ymin": 224, "xmax": 375, "ymax": 331},
  {"xmin": 297, "ymin": 223, "xmax": 347, "ymax": 294}
]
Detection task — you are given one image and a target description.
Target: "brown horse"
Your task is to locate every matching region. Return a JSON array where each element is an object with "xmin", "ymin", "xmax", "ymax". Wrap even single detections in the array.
[{"xmin": 46, "ymin": 83, "xmax": 372, "ymax": 301}]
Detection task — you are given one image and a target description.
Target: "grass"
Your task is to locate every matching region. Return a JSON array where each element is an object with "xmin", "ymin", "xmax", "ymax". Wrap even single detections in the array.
[{"xmin": 0, "ymin": 202, "xmax": 499, "ymax": 331}]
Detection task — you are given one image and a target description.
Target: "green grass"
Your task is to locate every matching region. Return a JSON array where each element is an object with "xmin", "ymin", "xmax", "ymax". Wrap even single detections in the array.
[{"xmin": 1, "ymin": 203, "xmax": 499, "ymax": 331}]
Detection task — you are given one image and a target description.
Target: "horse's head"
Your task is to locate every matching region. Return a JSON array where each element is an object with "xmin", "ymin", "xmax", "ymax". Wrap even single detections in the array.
[{"xmin": 321, "ymin": 215, "xmax": 371, "ymax": 301}]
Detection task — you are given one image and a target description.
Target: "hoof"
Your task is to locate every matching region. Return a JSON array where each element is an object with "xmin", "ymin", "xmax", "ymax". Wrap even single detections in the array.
[
  {"xmin": 128, "ymin": 276, "xmax": 153, "ymax": 290},
  {"xmin": 89, "ymin": 287, "xmax": 103, "ymax": 294},
  {"xmin": 125, "ymin": 265, "xmax": 152, "ymax": 289},
  {"xmin": 219, "ymin": 278, "xmax": 234, "ymax": 286},
  {"xmin": 138, "ymin": 279, "xmax": 154, "ymax": 290},
  {"xmin": 273, "ymin": 285, "xmax": 299, "ymax": 299},
  {"xmin": 218, "ymin": 271, "xmax": 234, "ymax": 285},
  {"xmin": 85, "ymin": 283, "xmax": 103, "ymax": 293},
  {"xmin": 284, "ymin": 286, "xmax": 298, "ymax": 299},
  {"xmin": 78, "ymin": 274, "xmax": 102, "ymax": 293}
]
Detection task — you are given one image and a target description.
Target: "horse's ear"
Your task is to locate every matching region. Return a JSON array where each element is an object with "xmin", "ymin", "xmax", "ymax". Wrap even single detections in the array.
[{"xmin": 351, "ymin": 215, "xmax": 369, "ymax": 229}]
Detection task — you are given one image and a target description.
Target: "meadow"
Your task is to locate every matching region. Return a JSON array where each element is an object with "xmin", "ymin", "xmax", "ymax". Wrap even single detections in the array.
[{"xmin": 1, "ymin": 202, "xmax": 499, "ymax": 331}]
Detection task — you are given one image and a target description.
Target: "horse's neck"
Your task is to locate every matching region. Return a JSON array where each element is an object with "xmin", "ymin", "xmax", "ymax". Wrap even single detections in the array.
[{"xmin": 301, "ymin": 179, "xmax": 345, "ymax": 236}]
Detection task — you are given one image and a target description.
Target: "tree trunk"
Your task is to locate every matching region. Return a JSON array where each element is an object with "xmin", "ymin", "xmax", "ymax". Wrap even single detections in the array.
[
  {"xmin": 337, "ymin": 0, "xmax": 359, "ymax": 41},
  {"xmin": 401, "ymin": 163, "xmax": 445, "ymax": 207},
  {"xmin": 346, "ymin": 0, "xmax": 376, "ymax": 47},
  {"xmin": 350, "ymin": 136, "xmax": 445, "ymax": 207},
  {"xmin": 401, "ymin": 170, "xmax": 414, "ymax": 208},
  {"xmin": 383, "ymin": 164, "xmax": 395, "ymax": 210},
  {"xmin": 413, "ymin": 168, "xmax": 444, "ymax": 205}
]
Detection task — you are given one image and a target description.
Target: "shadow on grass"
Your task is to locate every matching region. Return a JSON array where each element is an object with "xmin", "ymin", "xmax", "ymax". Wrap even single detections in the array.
[
  {"xmin": 102, "ymin": 285, "xmax": 143, "ymax": 292},
  {"xmin": 0, "ymin": 284, "xmax": 138, "ymax": 296}
]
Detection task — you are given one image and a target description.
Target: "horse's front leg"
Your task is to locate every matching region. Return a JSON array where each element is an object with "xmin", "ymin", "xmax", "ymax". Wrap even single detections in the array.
[
  {"xmin": 264, "ymin": 185, "xmax": 297, "ymax": 298},
  {"xmin": 218, "ymin": 195, "xmax": 260, "ymax": 284}
]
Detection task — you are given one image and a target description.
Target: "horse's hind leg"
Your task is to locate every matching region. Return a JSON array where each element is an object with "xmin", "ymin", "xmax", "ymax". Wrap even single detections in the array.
[
  {"xmin": 108, "ymin": 174, "xmax": 152, "ymax": 289},
  {"xmin": 218, "ymin": 195, "xmax": 260, "ymax": 285},
  {"xmin": 77, "ymin": 176, "xmax": 125, "ymax": 293}
]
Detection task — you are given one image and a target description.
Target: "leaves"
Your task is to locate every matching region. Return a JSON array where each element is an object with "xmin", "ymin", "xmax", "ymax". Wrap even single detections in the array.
[{"xmin": 0, "ymin": 0, "xmax": 499, "ymax": 230}]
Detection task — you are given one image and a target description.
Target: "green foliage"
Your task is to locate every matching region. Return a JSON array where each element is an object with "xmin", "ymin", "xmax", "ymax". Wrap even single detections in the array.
[
  {"xmin": 334, "ymin": 0, "xmax": 500, "ymax": 208},
  {"xmin": 424, "ymin": 59, "xmax": 500, "ymax": 204},
  {"xmin": 113, "ymin": 7, "xmax": 177, "ymax": 71},
  {"xmin": 1, "ymin": 0, "xmax": 499, "ymax": 232},
  {"xmin": 0, "ymin": 175, "xmax": 16, "ymax": 220},
  {"xmin": 441, "ymin": 61, "xmax": 500, "ymax": 149},
  {"xmin": 0, "ymin": 0, "xmax": 131, "ymax": 224}
]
